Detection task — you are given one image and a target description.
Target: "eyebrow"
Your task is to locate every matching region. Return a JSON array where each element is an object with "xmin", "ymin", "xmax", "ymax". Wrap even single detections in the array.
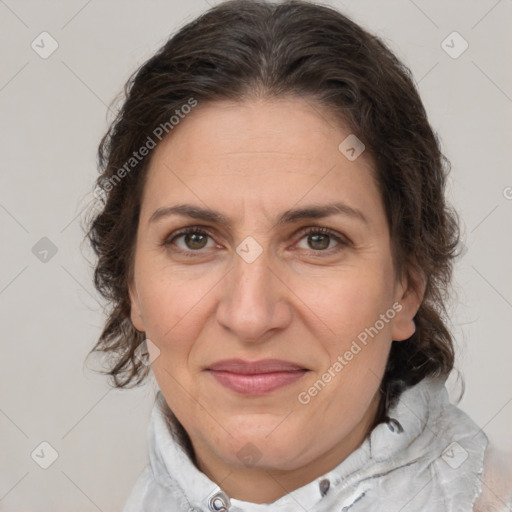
[{"xmin": 148, "ymin": 202, "xmax": 368, "ymax": 226}]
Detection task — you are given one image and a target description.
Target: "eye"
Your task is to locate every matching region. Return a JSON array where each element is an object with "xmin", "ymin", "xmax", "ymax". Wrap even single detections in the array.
[
  {"xmin": 295, "ymin": 227, "xmax": 348, "ymax": 252},
  {"xmin": 164, "ymin": 227, "xmax": 216, "ymax": 252},
  {"xmin": 163, "ymin": 225, "xmax": 350, "ymax": 257}
]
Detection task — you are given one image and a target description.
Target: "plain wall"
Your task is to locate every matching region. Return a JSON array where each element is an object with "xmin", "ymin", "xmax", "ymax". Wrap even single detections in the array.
[{"xmin": 1, "ymin": 0, "xmax": 511, "ymax": 510}]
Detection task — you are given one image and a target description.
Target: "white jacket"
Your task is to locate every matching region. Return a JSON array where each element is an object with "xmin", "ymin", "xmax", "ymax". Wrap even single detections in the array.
[{"xmin": 123, "ymin": 376, "xmax": 512, "ymax": 511}]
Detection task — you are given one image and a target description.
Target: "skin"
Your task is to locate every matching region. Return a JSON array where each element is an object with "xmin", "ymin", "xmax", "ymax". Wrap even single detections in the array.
[{"xmin": 129, "ymin": 97, "xmax": 422, "ymax": 504}]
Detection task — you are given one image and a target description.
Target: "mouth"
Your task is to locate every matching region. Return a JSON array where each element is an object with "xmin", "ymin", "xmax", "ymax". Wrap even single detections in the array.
[{"xmin": 205, "ymin": 359, "xmax": 309, "ymax": 395}]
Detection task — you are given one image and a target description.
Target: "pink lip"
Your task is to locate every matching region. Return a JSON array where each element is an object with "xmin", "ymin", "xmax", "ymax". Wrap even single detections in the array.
[{"xmin": 206, "ymin": 359, "xmax": 308, "ymax": 395}]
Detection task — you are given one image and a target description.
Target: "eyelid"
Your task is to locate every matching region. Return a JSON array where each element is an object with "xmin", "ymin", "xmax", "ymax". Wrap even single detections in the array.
[
  {"xmin": 162, "ymin": 225, "xmax": 217, "ymax": 246},
  {"xmin": 297, "ymin": 226, "xmax": 351, "ymax": 245}
]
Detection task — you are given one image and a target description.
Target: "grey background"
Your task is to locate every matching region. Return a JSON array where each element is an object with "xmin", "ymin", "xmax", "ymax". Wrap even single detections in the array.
[{"xmin": 1, "ymin": 0, "xmax": 511, "ymax": 510}]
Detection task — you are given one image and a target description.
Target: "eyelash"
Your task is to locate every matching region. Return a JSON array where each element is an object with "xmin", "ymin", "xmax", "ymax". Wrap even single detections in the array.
[{"xmin": 162, "ymin": 225, "xmax": 350, "ymax": 257}]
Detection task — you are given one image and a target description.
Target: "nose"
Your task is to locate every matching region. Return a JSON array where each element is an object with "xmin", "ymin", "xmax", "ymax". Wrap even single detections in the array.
[{"xmin": 215, "ymin": 246, "xmax": 293, "ymax": 343}]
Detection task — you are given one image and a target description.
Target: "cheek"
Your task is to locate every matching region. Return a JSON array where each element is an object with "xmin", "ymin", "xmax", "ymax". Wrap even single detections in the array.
[
  {"xmin": 296, "ymin": 281, "xmax": 394, "ymax": 431},
  {"xmin": 134, "ymin": 262, "xmax": 220, "ymax": 354},
  {"xmin": 292, "ymin": 263, "xmax": 396, "ymax": 346},
  {"xmin": 137, "ymin": 268, "xmax": 216, "ymax": 415},
  {"xmin": 290, "ymin": 263, "xmax": 396, "ymax": 409},
  {"xmin": 130, "ymin": 245, "xmax": 217, "ymax": 418}
]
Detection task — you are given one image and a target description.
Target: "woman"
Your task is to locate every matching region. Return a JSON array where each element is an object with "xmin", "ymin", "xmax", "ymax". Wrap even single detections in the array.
[{"xmin": 86, "ymin": 1, "xmax": 512, "ymax": 510}]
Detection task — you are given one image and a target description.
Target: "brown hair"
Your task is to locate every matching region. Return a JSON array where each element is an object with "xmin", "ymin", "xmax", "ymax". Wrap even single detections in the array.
[{"xmin": 86, "ymin": 0, "xmax": 459, "ymax": 426}]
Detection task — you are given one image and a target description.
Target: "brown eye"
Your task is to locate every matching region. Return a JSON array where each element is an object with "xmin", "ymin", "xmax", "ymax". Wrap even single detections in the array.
[
  {"xmin": 296, "ymin": 227, "xmax": 346, "ymax": 252},
  {"xmin": 307, "ymin": 233, "xmax": 331, "ymax": 250},
  {"xmin": 183, "ymin": 232, "xmax": 208, "ymax": 250},
  {"xmin": 165, "ymin": 228, "xmax": 215, "ymax": 252}
]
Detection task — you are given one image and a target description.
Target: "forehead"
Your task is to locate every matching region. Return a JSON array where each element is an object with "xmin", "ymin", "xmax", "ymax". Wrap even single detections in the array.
[
  {"xmin": 150, "ymin": 97, "xmax": 361, "ymax": 172},
  {"xmin": 141, "ymin": 97, "xmax": 383, "ymax": 226}
]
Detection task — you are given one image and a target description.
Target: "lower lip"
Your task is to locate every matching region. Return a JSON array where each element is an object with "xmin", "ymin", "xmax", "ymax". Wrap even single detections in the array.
[{"xmin": 208, "ymin": 370, "xmax": 308, "ymax": 395}]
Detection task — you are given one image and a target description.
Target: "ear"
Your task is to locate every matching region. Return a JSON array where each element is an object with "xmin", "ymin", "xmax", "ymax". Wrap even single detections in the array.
[
  {"xmin": 128, "ymin": 280, "xmax": 146, "ymax": 332},
  {"xmin": 391, "ymin": 269, "xmax": 426, "ymax": 342}
]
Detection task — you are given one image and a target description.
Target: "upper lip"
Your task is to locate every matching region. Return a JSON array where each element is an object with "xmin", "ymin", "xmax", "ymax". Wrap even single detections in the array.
[{"xmin": 206, "ymin": 359, "xmax": 307, "ymax": 374}]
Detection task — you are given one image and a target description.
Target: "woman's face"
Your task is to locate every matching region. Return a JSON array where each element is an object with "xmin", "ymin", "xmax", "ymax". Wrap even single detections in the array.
[{"xmin": 129, "ymin": 97, "xmax": 419, "ymax": 499}]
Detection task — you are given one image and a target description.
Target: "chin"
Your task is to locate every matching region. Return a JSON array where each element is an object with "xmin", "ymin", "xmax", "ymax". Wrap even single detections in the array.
[{"xmin": 216, "ymin": 425, "xmax": 307, "ymax": 470}]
